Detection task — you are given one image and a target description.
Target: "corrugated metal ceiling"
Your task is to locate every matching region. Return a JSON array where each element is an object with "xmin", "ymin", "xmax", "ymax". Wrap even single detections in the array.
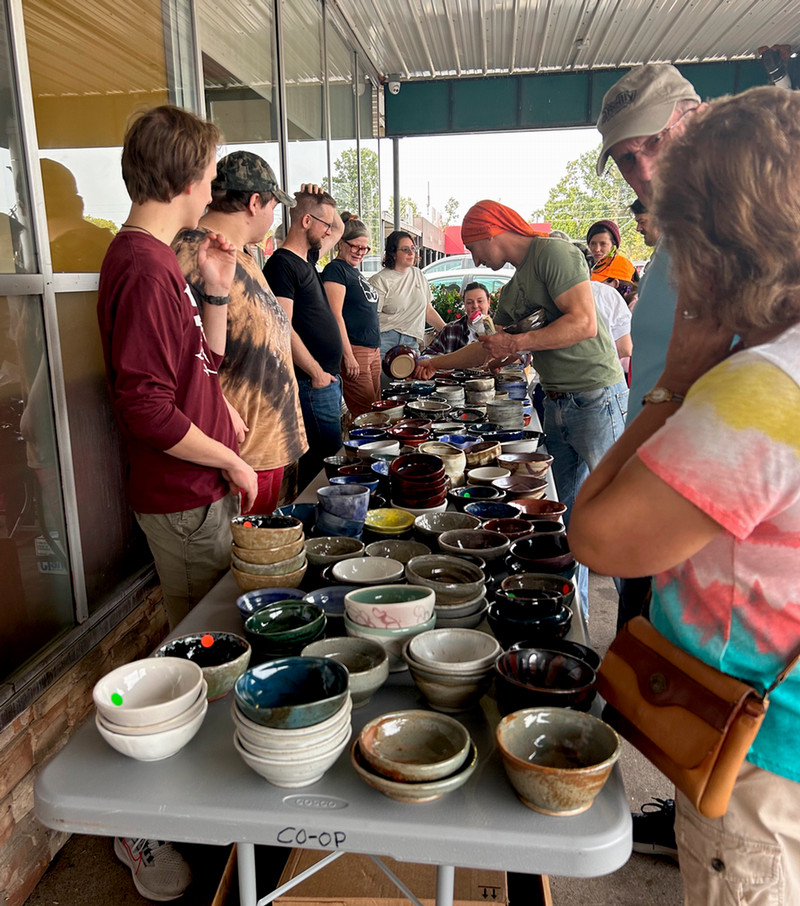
[{"xmin": 331, "ymin": 0, "xmax": 800, "ymax": 81}]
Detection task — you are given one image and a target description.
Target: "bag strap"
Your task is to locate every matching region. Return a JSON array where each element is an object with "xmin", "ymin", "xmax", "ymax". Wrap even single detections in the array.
[{"xmin": 766, "ymin": 648, "xmax": 800, "ymax": 697}]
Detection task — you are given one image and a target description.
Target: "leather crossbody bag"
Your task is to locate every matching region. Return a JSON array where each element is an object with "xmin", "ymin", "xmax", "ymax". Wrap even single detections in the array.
[{"xmin": 597, "ymin": 616, "xmax": 800, "ymax": 819}]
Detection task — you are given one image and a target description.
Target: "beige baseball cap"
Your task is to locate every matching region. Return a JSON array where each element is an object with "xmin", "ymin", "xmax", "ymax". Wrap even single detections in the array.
[{"xmin": 596, "ymin": 64, "xmax": 700, "ymax": 175}]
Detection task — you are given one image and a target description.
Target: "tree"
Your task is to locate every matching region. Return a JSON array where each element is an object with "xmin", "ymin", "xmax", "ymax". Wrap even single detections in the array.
[
  {"xmin": 442, "ymin": 196, "xmax": 460, "ymax": 228},
  {"xmin": 541, "ymin": 143, "xmax": 650, "ymax": 261},
  {"xmin": 388, "ymin": 195, "xmax": 420, "ymax": 223},
  {"xmin": 324, "ymin": 147, "xmax": 381, "ymax": 244}
]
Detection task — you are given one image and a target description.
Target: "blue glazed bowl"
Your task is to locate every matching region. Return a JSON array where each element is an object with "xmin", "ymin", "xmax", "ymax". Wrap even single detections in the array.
[
  {"xmin": 234, "ymin": 657, "xmax": 350, "ymax": 728},
  {"xmin": 482, "ymin": 430, "xmax": 524, "ymax": 443},
  {"xmin": 303, "ymin": 585, "xmax": 360, "ymax": 619},
  {"xmin": 315, "ymin": 509, "xmax": 364, "ymax": 540},
  {"xmin": 349, "ymin": 428, "xmax": 388, "ymax": 441},
  {"xmin": 330, "ymin": 475, "xmax": 380, "ymax": 494},
  {"xmin": 437, "ymin": 434, "xmax": 478, "ymax": 450},
  {"xmin": 236, "ymin": 587, "xmax": 307, "ymax": 621},
  {"xmin": 371, "ymin": 460, "xmax": 390, "ymax": 478},
  {"xmin": 274, "ymin": 503, "xmax": 317, "ymax": 533},
  {"xmin": 463, "ymin": 501, "xmax": 522, "ymax": 521},
  {"xmin": 467, "ymin": 422, "xmax": 502, "ymax": 436},
  {"xmin": 318, "ymin": 484, "xmax": 371, "ymax": 521}
]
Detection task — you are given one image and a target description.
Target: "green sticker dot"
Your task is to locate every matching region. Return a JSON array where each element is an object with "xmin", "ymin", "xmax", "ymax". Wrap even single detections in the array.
[{"xmin": 111, "ymin": 692, "xmax": 123, "ymax": 706}]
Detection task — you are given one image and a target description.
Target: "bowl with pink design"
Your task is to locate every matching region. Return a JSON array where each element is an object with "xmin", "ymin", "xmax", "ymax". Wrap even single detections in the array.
[{"xmin": 343, "ymin": 584, "xmax": 436, "ymax": 630}]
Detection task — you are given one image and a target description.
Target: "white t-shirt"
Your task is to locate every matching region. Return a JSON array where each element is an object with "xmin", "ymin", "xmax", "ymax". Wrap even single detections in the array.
[
  {"xmin": 369, "ymin": 266, "xmax": 433, "ymax": 340},
  {"xmin": 591, "ymin": 281, "xmax": 631, "ymax": 342}
]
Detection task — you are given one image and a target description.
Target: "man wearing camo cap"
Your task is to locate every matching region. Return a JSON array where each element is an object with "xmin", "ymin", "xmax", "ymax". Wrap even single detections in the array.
[
  {"xmin": 174, "ymin": 151, "xmax": 308, "ymax": 515},
  {"xmin": 596, "ymin": 63, "xmax": 703, "ymax": 861}
]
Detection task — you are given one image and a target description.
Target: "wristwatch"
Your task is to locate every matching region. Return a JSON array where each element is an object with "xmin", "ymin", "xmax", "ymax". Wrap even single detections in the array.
[{"xmin": 642, "ymin": 386, "xmax": 685, "ymax": 406}]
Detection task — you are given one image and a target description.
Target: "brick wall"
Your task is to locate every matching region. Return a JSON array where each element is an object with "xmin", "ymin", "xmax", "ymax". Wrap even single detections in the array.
[{"xmin": 0, "ymin": 589, "xmax": 169, "ymax": 906}]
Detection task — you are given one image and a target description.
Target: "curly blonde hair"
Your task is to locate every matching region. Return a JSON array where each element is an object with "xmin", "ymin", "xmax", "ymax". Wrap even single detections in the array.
[{"xmin": 653, "ymin": 87, "xmax": 800, "ymax": 334}]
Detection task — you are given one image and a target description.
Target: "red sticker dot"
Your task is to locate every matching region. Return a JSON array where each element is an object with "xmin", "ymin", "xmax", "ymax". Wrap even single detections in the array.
[
  {"xmin": 243, "ymin": 520, "xmax": 253, "ymax": 527},
  {"xmin": 201, "ymin": 634, "xmax": 214, "ymax": 648}
]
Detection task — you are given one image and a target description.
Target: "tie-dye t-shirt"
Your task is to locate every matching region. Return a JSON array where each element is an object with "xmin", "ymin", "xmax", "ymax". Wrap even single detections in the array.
[
  {"xmin": 174, "ymin": 230, "xmax": 307, "ymax": 472},
  {"xmin": 637, "ymin": 322, "xmax": 800, "ymax": 782}
]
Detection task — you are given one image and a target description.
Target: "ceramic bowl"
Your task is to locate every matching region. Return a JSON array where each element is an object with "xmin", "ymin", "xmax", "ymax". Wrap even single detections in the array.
[
  {"xmin": 357, "ymin": 440, "xmax": 401, "ymax": 461},
  {"xmin": 274, "ymin": 503, "xmax": 317, "ymax": 532},
  {"xmin": 494, "ymin": 648, "xmax": 595, "ymax": 714},
  {"xmin": 406, "ymin": 399, "xmax": 452, "ymax": 418},
  {"xmin": 510, "ymin": 498, "xmax": 567, "ymax": 520},
  {"xmin": 448, "ymin": 407, "xmax": 484, "ymax": 424},
  {"xmin": 487, "ymin": 598, "xmax": 572, "ymax": 649},
  {"xmin": 153, "ymin": 632, "xmax": 251, "ymax": 702},
  {"xmin": 233, "ymin": 725, "xmax": 351, "ymax": 787},
  {"xmin": 497, "ymin": 452, "xmax": 554, "ymax": 477},
  {"xmin": 93, "ymin": 657, "xmax": 204, "ymax": 728},
  {"xmin": 389, "ymin": 452, "xmax": 446, "ymax": 484},
  {"xmin": 344, "ymin": 612, "xmax": 436, "ymax": 672},
  {"xmin": 405, "ymin": 555, "xmax": 485, "ymax": 605},
  {"xmin": 491, "ymin": 474, "xmax": 548, "ymax": 500},
  {"xmin": 365, "ymin": 539, "xmax": 430, "ymax": 563},
  {"xmin": 235, "ymin": 715, "xmax": 352, "ymax": 763},
  {"xmin": 96, "ymin": 681, "xmax": 207, "ymax": 737},
  {"xmin": 235, "ymin": 588, "xmax": 306, "ymax": 621},
  {"xmin": 390, "ymin": 500, "xmax": 449, "ymax": 517},
  {"xmin": 301, "ymin": 585, "xmax": 359, "ymax": 632},
  {"xmin": 232, "ymin": 560, "xmax": 308, "ymax": 593},
  {"xmin": 330, "ymin": 475, "xmax": 381, "ymax": 496},
  {"xmin": 231, "ymin": 694, "xmax": 352, "ymax": 748},
  {"xmin": 95, "ymin": 698, "xmax": 208, "ymax": 761},
  {"xmin": 402, "ymin": 642, "xmax": 495, "ymax": 712},
  {"xmin": 509, "ymin": 639, "xmax": 601, "ymax": 673},
  {"xmin": 506, "ymin": 534, "xmax": 573, "ymax": 571},
  {"xmin": 434, "ymin": 600, "xmax": 489, "ymax": 630},
  {"xmin": 344, "ymin": 584, "xmax": 435, "ymax": 629},
  {"xmin": 353, "ymin": 411, "xmax": 391, "ymax": 429},
  {"xmin": 234, "ymin": 657, "xmax": 350, "ymax": 729},
  {"xmin": 340, "ymin": 463, "xmax": 382, "ymax": 483},
  {"xmin": 231, "ymin": 515, "xmax": 303, "ymax": 550},
  {"xmin": 462, "ymin": 501, "xmax": 520, "ymax": 522},
  {"xmin": 386, "ymin": 426, "xmax": 431, "ymax": 447},
  {"xmin": 305, "ymin": 536, "xmax": 365, "ymax": 568},
  {"xmin": 447, "ymin": 485, "xmax": 506, "ymax": 511},
  {"xmin": 437, "ymin": 529, "xmax": 510, "ymax": 561},
  {"xmin": 463, "ymin": 441, "xmax": 502, "ymax": 468},
  {"xmin": 413, "ymin": 511, "xmax": 481, "ymax": 539},
  {"xmin": 363, "ymin": 508, "xmax": 416, "ymax": 535},
  {"xmin": 317, "ymin": 484, "xmax": 371, "ymax": 521},
  {"xmin": 382, "ymin": 344, "xmax": 419, "ymax": 379},
  {"xmin": 500, "ymin": 572, "xmax": 576, "ymax": 610},
  {"xmin": 436, "ymin": 434, "xmax": 478, "ymax": 450},
  {"xmin": 243, "ymin": 602, "xmax": 326, "ymax": 658},
  {"xmin": 349, "ymin": 426, "xmax": 388, "ymax": 440},
  {"xmin": 517, "ymin": 519, "xmax": 565, "ymax": 536},
  {"xmin": 496, "ymin": 708, "xmax": 621, "ymax": 815},
  {"xmin": 358, "ymin": 710, "xmax": 472, "ymax": 782},
  {"xmin": 314, "ymin": 509, "xmax": 364, "ymax": 540},
  {"xmin": 231, "ymin": 535, "xmax": 305, "ymax": 567},
  {"xmin": 301, "ymin": 637, "xmax": 389, "ymax": 708},
  {"xmin": 391, "ymin": 484, "xmax": 449, "ymax": 509},
  {"xmin": 370, "ymin": 400, "xmax": 406, "ymax": 422},
  {"xmin": 467, "ymin": 422, "xmax": 502, "ymax": 436},
  {"xmin": 231, "ymin": 547, "xmax": 306, "ymax": 577},
  {"xmin": 323, "ymin": 454, "xmax": 360, "ymax": 478},
  {"xmin": 481, "ymin": 518, "xmax": 535, "ymax": 541},
  {"xmin": 407, "ymin": 628, "xmax": 502, "ymax": 674},
  {"xmin": 467, "ymin": 466, "xmax": 511, "ymax": 486},
  {"xmin": 333, "ymin": 557, "xmax": 405, "ymax": 586},
  {"xmin": 433, "ymin": 588, "xmax": 488, "ymax": 618}
]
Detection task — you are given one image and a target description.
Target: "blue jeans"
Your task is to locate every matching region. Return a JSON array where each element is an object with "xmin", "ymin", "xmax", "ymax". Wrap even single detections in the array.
[
  {"xmin": 296, "ymin": 378, "xmax": 343, "ymax": 492},
  {"xmin": 380, "ymin": 331, "xmax": 420, "ymax": 390},
  {"xmin": 543, "ymin": 380, "xmax": 629, "ymax": 616}
]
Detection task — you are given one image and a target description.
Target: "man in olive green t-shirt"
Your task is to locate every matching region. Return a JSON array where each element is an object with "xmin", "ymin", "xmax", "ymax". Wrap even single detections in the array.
[{"xmin": 415, "ymin": 200, "xmax": 628, "ymax": 616}]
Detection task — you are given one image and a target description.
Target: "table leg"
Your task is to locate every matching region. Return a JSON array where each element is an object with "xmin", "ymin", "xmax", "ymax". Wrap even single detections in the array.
[
  {"xmin": 436, "ymin": 864, "xmax": 455, "ymax": 906},
  {"xmin": 237, "ymin": 842, "xmax": 257, "ymax": 906}
]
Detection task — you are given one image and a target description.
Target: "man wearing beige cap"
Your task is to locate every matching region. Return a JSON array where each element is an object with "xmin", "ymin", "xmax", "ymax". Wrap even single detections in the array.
[{"xmin": 596, "ymin": 62, "xmax": 703, "ymax": 863}]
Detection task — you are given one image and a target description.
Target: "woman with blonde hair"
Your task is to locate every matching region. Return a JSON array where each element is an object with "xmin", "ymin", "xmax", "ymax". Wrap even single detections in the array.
[{"xmin": 570, "ymin": 86, "xmax": 800, "ymax": 904}]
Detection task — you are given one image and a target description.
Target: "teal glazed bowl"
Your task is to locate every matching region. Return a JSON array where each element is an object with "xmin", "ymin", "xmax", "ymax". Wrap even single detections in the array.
[
  {"xmin": 243, "ymin": 601, "xmax": 326, "ymax": 659},
  {"xmin": 234, "ymin": 657, "xmax": 350, "ymax": 728}
]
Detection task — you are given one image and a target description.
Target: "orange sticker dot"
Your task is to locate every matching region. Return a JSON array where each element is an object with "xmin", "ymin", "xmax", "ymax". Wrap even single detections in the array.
[
  {"xmin": 243, "ymin": 520, "xmax": 253, "ymax": 527},
  {"xmin": 201, "ymin": 634, "xmax": 214, "ymax": 648}
]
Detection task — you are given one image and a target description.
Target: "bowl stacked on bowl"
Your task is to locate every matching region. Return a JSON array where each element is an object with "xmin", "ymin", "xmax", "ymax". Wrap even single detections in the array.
[
  {"xmin": 405, "ymin": 553, "xmax": 487, "ymax": 630},
  {"xmin": 232, "ymin": 657, "xmax": 351, "ymax": 787},
  {"xmin": 350, "ymin": 710, "xmax": 477, "ymax": 802},
  {"xmin": 447, "ymin": 484, "xmax": 506, "ymax": 511},
  {"xmin": 305, "ymin": 536, "xmax": 365, "ymax": 572},
  {"xmin": 230, "ymin": 515, "xmax": 307, "ymax": 592},
  {"xmin": 343, "ymin": 584, "xmax": 436, "ymax": 671},
  {"xmin": 317, "ymin": 484, "xmax": 371, "ymax": 538},
  {"xmin": 402, "ymin": 629, "xmax": 500, "ymax": 712},
  {"xmin": 363, "ymin": 507, "xmax": 415, "ymax": 540},
  {"xmin": 301, "ymin": 637, "xmax": 389, "ymax": 708},
  {"xmin": 243, "ymin": 601, "xmax": 326, "ymax": 661},
  {"xmin": 437, "ymin": 529, "xmax": 510, "ymax": 561},
  {"xmin": 505, "ymin": 533, "xmax": 576, "ymax": 578},
  {"xmin": 93, "ymin": 658, "xmax": 207, "ymax": 761},
  {"xmin": 389, "ymin": 453, "xmax": 448, "ymax": 512},
  {"xmin": 487, "ymin": 592, "xmax": 572, "ymax": 649},
  {"xmin": 496, "ymin": 708, "xmax": 621, "ymax": 815},
  {"xmin": 153, "ymin": 631, "xmax": 251, "ymax": 701}
]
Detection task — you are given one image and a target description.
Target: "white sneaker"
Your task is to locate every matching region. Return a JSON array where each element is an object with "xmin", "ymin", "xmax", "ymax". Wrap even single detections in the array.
[{"xmin": 114, "ymin": 837, "xmax": 192, "ymax": 901}]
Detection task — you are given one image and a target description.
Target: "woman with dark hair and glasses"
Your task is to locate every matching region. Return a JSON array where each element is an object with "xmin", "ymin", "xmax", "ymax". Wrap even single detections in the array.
[
  {"xmin": 321, "ymin": 213, "xmax": 381, "ymax": 416},
  {"xmin": 369, "ymin": 230, "xmax": 445, "ymax": 367},
  {"xmin": 586, "ymin": 219, "xmax": 637, "ymax": 287}
]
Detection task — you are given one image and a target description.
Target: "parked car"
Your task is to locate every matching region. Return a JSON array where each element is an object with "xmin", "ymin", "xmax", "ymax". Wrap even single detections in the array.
[
  {"xmin": 425, "ymin": 266, "xmax": 515, "ymax": 296},
  {"xmin": 422, "ymin": 254, "xmax": 476, "ymax": 274}
]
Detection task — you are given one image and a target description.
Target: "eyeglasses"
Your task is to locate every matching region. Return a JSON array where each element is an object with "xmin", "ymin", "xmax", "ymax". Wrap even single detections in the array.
[
  {"xmin": 308, "ymin": 212, "xmax": 333, "ymax": 234},
  {"xmin": 613, "ymin": 108, "xmax": 694, "ymax": 176},
  {"xmin": 343, "ymin": 239, "xmax": 370, "ymax": 255},
  {"xmin": 397, "ymin": 245, "xmax": 417, "ymax": 253}
]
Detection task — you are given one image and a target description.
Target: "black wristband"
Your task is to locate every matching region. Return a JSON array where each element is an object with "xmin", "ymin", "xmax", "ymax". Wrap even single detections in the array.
[{"xmin": 204, "ymin": 295, "xmax": 230, "ymax": 306}]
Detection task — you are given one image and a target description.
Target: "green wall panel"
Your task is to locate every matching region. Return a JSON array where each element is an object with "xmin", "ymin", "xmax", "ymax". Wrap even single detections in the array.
[
  {"xmin": 385, "ymin": 80, "xmax": 450, "ymax": 135},
  {"xmin": 521, "ymin": 72, "xmax": 590, "ymax": 126},
  {"xmin": 452, "ymin": 76, "xmax": 517, "ymax": 130}
]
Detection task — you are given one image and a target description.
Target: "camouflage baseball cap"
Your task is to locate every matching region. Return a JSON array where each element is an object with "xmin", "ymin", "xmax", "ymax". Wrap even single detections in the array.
[{"xmin": 213, "ymin": 151, "xmax": 295, "ymax": 207}]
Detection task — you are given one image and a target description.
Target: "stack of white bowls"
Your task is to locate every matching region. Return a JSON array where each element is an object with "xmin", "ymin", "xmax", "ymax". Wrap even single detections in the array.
[{"xmin": 93, "ymin": 658, "xmax": 207, "ymax": 761}]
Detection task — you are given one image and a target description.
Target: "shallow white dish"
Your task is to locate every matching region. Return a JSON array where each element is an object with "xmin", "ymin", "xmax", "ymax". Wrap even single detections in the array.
[
  {"xmin": 332, "ymin": 557, "xmax": 405, "ymax": 586},
  {"xmin": 408, "ymin": 628, "xmax": 502, "ymax": 674}
]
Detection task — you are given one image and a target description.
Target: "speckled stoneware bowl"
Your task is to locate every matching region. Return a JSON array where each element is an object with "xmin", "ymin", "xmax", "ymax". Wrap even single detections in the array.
[
  {"xmin": 305, "ymin": 536, "xmax": 365, "ymax": 568},
  {"xmin": 301, "ymin": 637, "xmax": 389, "ymax": 708},
  {"xmin": 153, "ymin": 632, "xmax": 251, "ymax": 701},
  {"xmin": 231, "ymin": 515, "xmax": 303, "ymax": 550}
]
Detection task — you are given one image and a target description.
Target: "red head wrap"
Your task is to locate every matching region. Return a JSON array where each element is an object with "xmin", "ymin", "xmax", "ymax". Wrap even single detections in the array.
[{"xmin": 461, "ymin": 200, "xmax": 547, "ymax": 244}]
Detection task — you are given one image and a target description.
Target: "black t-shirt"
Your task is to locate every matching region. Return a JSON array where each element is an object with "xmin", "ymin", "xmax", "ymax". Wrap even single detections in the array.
[
  {"xmin": 264, "ymin": 248, "xmax": 342, "ymax": 377},
  {"xmin": 321, "ymin": 258, "xmax": 380, "ymax": 348}
]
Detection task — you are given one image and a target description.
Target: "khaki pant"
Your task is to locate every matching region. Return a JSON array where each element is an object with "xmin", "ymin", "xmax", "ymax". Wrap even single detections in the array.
[
  {"xmin": 676, "ymin": 761, "xmax": 800, "ymax": 906},
  {"xmin": 136, "ymin": 494, "xmax": 239, "ymax": 629}
]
